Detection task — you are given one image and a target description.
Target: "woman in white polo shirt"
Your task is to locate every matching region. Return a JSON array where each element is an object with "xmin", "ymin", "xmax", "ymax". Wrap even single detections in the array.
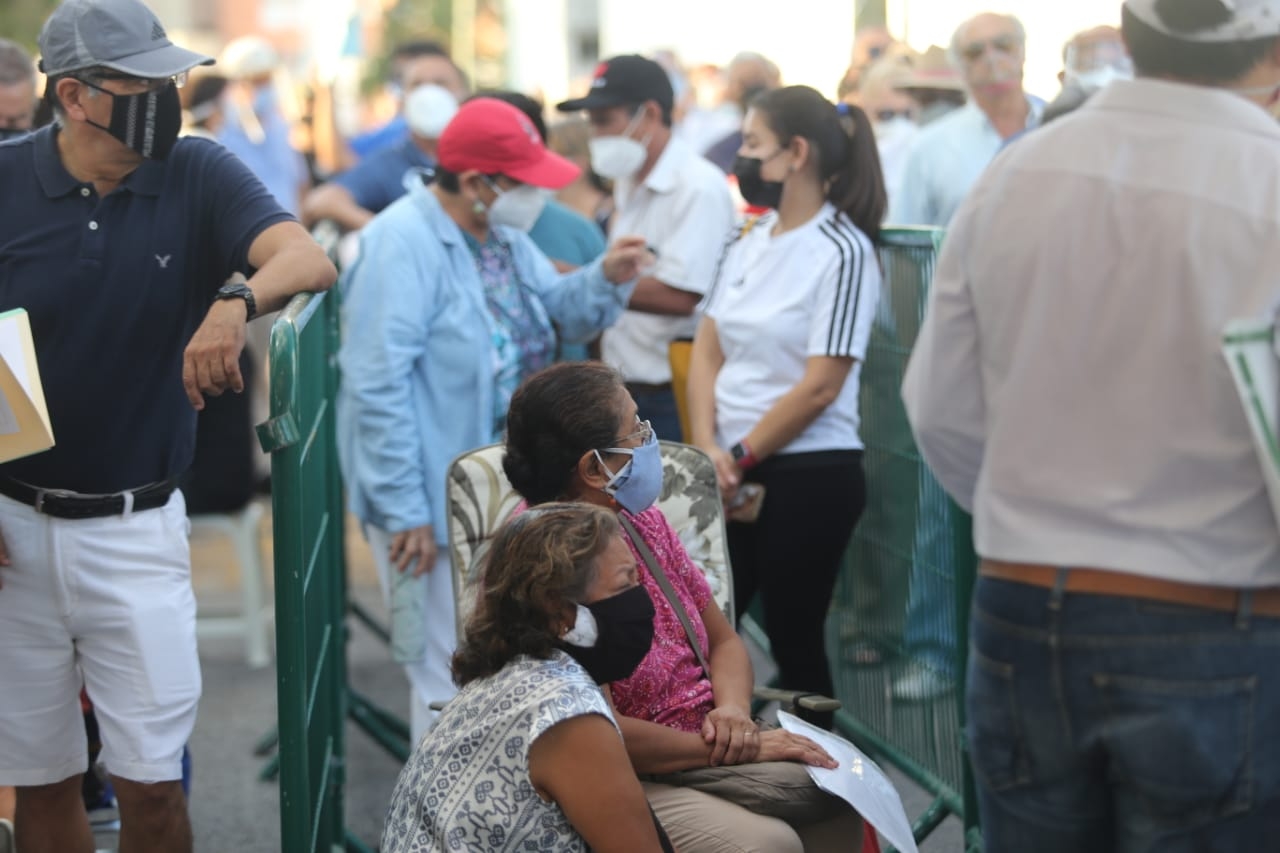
[{"xmin": 688, "ymin": 86, "xmax": 885, "ymax": 726}]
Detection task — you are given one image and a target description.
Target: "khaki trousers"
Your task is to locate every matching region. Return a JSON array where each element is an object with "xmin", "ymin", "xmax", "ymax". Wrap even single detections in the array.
[{"xmin": 644, "ymin": 782, "xmax": 863, "ymax": 853}]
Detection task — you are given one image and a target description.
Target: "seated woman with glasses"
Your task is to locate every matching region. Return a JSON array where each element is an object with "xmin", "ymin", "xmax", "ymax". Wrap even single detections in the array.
[
  {"xmin": 503, "ymin": 362, "xmax": 863, "ymax": 853},
  {"xmin": 382, "ymin": 503, "xmax": 672, "ymax": 853}
]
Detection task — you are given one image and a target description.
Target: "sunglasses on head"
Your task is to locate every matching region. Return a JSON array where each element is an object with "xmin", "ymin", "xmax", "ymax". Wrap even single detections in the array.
[{"xmin": 960, "ymin": 34, "xmax": 1021, "ymax": 63}]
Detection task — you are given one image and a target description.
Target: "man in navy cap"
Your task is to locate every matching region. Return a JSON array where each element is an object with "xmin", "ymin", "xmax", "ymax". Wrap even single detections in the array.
[
  {"xmin": 905, "ymin": 0, "xmax": 1280, "ymax": 849},
  {"xmin": 558, "ymin": 55, "xmax": 734, "ymax": 443},
  {"xmin": 0, "ymin": 1, "xmax": 335, "ymax": 850}
]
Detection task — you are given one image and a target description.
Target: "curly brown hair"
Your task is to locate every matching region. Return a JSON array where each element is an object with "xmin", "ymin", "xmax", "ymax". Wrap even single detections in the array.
[{"xmin": 451, "ymin": 503, "xmax": 620, "ymax": 686}]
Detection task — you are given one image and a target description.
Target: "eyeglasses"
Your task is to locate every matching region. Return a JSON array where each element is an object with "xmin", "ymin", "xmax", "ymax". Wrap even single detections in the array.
[
  {"xmin": 87, "ymin": 70, "xmax": 189, "ymax": 90},
  {"xmin": 613, "ymin": 417, "xmax": 653, "ymax": 447},
  {"xmin": 959, "ymin": 35, "xmax": 1021, "ymax": 64}
]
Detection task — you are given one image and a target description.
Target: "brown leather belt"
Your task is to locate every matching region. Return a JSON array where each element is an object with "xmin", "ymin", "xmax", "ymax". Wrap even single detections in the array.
[{"xmin": 980, "ymin": 559, "xmax": 1280, "ymax": 618}]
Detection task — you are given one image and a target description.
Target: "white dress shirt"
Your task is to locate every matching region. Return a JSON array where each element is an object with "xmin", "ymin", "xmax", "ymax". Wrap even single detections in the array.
[
  {"xmin": 888, "ymin": 96, "xmax": 1043, "ymax": 227},
  {"xmin": 902, "ymin": 78, "xmax": 1280, "ymax": 588},
  {"xmin": 603, "ymin": 136, "xmax": 736, "ymax": 384}
]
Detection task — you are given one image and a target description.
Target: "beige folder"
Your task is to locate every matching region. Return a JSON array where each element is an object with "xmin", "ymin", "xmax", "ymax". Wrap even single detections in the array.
[{"xmin": 0, "ymin": 309, "xmax": 54, "ymax": 463}]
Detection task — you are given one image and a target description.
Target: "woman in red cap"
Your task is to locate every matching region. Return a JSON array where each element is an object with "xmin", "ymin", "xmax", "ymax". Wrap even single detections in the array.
[{"xmin": 336, "ymin": 97, "xmax": 651, "ymax": 745}]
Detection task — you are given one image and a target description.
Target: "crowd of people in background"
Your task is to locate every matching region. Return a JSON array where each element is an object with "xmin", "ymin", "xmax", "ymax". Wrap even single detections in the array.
[{"xmin": 8, "ymin": 0, "xmax": 1280, "ymax": 850}]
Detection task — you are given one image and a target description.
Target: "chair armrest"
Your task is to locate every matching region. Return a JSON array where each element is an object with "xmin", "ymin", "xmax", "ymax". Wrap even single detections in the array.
[{"xmin": 752, "ymin": 686, "xmax": 842, "ymax": 714}]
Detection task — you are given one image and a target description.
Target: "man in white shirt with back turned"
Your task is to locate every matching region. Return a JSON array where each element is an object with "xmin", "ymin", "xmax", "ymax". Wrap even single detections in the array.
[
  {"xmin": 558, "ymin": 56, "xmax": 734, "ymax": 442},
  {"xmin": 903, "ymin": 0, "xmax": 1280, "ymax": 849}
]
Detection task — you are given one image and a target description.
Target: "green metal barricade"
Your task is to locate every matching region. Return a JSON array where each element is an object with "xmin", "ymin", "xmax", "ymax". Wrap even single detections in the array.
[
  {"xmin": 257, "ymin": 284, "xmax": 352, "ymax": 853},
  {"xmin": 828, "ymin": 227, "xmax": 983, "ymax": 851},
  {"xmin": 255, "ymin": 223, "xmax": 408, "ymax": 852}
]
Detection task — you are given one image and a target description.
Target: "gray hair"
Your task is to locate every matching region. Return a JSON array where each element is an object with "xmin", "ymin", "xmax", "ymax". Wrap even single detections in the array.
[
  {"xmin": 47, "ymin": 66, "xmax": 109, "ymax": 126},
  {"xmin": 0, "ymin": 39, "xmax": 36, "ymax": 88},
  {"xmin": 948, "ymin": 13, "xmax": 1027, "ymax": 66}
]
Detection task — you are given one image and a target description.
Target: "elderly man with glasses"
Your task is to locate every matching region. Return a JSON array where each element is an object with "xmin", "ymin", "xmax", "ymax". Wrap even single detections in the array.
[
  {"xmin": 889, "ymin": 12, "xmax": 1043, "ymax": 228},
  {"xmin": 0, "ymin": 1, "xmax": 336, "ymax": 851}
]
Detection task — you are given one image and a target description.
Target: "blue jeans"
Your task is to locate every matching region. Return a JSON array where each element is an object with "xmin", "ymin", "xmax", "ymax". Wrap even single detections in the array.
[
  {"xmin": 901, "ymin": 483, "xmax": 958, "ymax": 678},
  {"xmin": 968, "ymin": 575, "xmax": 1280, "ymax": 853},
  {"xmin": 628, "ymin": 385, "xmax": 683, "ymax": 446}
]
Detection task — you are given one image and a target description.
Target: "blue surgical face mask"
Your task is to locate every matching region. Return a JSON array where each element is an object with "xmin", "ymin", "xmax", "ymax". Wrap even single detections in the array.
[
  {"xmin": 252, "ymin": 84, "xmax": 277, "ymax": 116},
  {"xmin": 594, "ymin": 429, "xmax": 663, "ymax": 514}
]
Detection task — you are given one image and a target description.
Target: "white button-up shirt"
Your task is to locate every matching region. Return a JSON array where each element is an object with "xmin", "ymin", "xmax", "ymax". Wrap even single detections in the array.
[
  {"xmin": 889, "ymin": 97, "xmax": 1043, "ymax": 227},
  {"xmin": 603, "ymin": 136, "xmax": 735, "ymax": 384},
  {"xmin": 902, "ymin": 78, "xmax": 1280, "ymax": 588}
]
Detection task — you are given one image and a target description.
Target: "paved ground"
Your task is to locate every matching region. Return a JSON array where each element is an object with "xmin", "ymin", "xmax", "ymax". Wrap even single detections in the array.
[{"xmin": 89, "ymin": 504, "xmax": 965, "ymax": 852}]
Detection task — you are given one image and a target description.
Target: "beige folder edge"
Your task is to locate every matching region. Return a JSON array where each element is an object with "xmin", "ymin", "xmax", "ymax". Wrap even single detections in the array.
[{"xmin": 0, "ymin": 308, "xmax": 54, "ymax": 464}]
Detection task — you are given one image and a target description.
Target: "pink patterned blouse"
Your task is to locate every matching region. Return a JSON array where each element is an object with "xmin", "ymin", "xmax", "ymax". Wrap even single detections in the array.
[{"xmin": 611, "ymin": 507, "xmax": 716, "ymax": 734}]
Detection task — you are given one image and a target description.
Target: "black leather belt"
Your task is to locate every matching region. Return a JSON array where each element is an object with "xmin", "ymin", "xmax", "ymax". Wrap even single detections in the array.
[{"xmin": 0, "ymin": 478, "xmax": 176, "ymax": 520}]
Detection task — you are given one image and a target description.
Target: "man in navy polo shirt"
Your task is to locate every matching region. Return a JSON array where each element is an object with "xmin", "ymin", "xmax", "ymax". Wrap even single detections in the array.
[{"xmin": 0, "ymin": 0, "xmax": 336, "ymax": 850}]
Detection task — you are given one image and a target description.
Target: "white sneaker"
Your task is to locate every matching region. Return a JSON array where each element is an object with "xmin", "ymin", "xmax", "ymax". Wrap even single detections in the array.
[
  {"xmin": 0, "ymin": 816, "xmax": 14, "ymax": 853},
  {"xmin": 891, "ymin": 662, "xmax": 954, "ymax": 701}
]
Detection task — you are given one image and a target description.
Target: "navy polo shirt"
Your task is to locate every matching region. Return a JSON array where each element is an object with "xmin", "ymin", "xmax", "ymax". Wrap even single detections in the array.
[
  {"xmin": 333, "ymin": 134, "xmax": 434, "ymax": 214},
  {"xmin": 0, "ymin": 126, "xmax": 293, "ymax": 493}
]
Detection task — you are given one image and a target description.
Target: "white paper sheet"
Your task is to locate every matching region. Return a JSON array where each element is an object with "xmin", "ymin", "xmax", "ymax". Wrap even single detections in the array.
[
  {"xmin": 777, "ymin": 710, "xmax": 919, "ymax": 853},
  {"xmin": 1223, "ymin": 317, "xmax": 1280, "ymax": 529}
]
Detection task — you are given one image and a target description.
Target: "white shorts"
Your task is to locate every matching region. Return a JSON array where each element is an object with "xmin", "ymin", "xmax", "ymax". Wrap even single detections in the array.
[{"xmin": 0, "ymin": 490, "xmax": 200, "ymax": 786}]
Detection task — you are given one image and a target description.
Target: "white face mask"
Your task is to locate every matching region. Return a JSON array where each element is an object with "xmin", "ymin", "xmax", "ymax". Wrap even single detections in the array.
[
  {"xmin": 404, "ymin": 83, "xmax": 458, "ymax": 139},
  {"xmin": 485, "ymin": 181, "xmax": 548, "ymax": 232},
  {"xmin": 589, "ymin": 107, "xmax": 650, "ymax": 180},
  {"xmin": 874, "ymin": 116, "xmax": 917, "ymax": 149},
  {"xmin": 1066, "ymin": 65, "xmax": 1130, "ymax": 95}
]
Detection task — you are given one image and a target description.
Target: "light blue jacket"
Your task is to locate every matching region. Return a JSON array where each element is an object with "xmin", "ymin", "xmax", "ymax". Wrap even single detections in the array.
[{"xmin": 336, "ymin": 183, "xmax": 635, "ymax": 538}]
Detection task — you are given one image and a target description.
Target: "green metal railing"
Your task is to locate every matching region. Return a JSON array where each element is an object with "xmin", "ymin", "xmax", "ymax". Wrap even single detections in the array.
[
  {"xmin": 257, "ymin": 284, "xmax": 352, "ymax": 853},
  {"xmin": 828, "ymin": 227, "xmax": 983, "ymax": 852},
  {"xmin": 255, "ymin": 223, "xmax": 409, "ymax": 852}
]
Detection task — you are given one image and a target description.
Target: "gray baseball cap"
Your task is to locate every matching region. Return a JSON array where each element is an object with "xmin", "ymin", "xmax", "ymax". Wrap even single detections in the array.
[{"xmin": 38, "ymin": 0, "xmax": 214, "ymax": 79}]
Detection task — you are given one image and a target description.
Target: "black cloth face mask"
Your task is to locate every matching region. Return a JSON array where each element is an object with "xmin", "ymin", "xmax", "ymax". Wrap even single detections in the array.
[
  {"xmin": 79, "ymin": 79, "xmax": 182, "ymax": 160},
  {"xmin": 733, "ymin": 152, "xmax": 785, "ymax": 209},
  {"xmin": 560, "ymin": 584, "xmax": 656, "ymax": 684}
]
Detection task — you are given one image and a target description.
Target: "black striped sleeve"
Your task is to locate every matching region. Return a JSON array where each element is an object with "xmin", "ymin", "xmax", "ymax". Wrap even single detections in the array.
[{"xmin": 815, "ymin": 215, "xmax": 869, "ymax": 357}]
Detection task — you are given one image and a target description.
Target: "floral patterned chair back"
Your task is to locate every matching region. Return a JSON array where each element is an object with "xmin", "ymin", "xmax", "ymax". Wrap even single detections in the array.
[{"xmin": 446, "ymin": 441, "xmax": 735, "ymax": 642}]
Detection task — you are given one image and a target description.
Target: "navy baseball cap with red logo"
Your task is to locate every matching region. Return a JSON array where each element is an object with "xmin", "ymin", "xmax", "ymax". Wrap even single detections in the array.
[
  {"xmin": 556, "ymin": 54, "xmax": 674, "ymax": 113},
  {"xmin": 437, "ymin": 97, "xmax": 581, "ymax": 189}
]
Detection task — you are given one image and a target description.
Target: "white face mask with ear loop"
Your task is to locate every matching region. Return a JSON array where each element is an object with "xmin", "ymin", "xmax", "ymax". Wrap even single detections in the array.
[
  {"xmin": 562, "ymin": 603, "xmax": 599, "ymax": 647},
  {"xmin": 589, "ymin": 106, "xmax": 651, "ymax": 180},
  {"xmin": 404, "ymin": 83, "xmax": 458, "ymax": 139},
  {"xmin": 484, "ymin": 178, "xmax": 549, "ymax": 232}
]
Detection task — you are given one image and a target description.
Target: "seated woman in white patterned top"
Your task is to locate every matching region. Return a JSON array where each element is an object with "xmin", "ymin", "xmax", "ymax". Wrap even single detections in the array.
[{"xmin": 381, "ymin": 503, "xmax": 672, "ymax": 853}]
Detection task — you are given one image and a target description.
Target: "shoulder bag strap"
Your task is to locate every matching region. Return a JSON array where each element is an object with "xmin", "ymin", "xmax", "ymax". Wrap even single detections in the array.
[{"xmin": 618, "ymin": 513, "xmax": 711, "ymax": 677}]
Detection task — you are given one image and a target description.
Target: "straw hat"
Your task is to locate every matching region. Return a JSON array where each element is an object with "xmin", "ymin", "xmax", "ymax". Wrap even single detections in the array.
[{"xmin": 896, "ymin": 46, "xmax": 965, "ymax": 93}]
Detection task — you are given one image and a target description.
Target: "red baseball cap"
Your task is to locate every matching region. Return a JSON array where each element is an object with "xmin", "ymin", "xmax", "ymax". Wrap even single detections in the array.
[{"xmin": 436, "ymin": 98, "xmax": 581, "ymax": 190}]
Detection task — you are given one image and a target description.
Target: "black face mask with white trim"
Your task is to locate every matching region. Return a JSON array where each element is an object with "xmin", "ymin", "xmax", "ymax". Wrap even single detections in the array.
[{"xmin": 80, "ymin": 79, "xmax": 182, "ymax": 160}]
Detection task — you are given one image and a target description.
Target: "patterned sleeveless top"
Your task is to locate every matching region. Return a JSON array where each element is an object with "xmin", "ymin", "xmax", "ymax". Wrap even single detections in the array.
[{"xmin": 381, "ymin": 649, "xmax": 616, "ymax": 852}]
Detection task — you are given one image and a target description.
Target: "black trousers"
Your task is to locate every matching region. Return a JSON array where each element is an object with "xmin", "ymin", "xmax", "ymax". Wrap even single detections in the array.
[
  {"xmin": 728, "ymin": 450, "xmax": 866, "ymax": 723},
  {"xmin": 180, "ymin": 350, "xmax": 258, "ymax": 515}
]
